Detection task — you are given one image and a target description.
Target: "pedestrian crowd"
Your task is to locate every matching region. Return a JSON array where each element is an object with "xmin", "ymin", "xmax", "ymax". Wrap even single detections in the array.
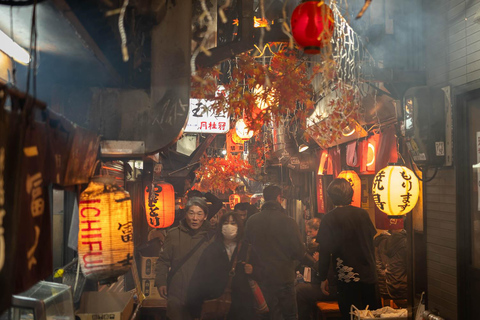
[{"xmin": 154, "ymin": 178, "xmax": 404, "ymax": 320}]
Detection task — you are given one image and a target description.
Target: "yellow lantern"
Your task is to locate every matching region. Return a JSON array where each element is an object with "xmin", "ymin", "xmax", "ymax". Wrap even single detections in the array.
[
  {"xmin": 145, "ymin": 181, "xmax": 175, "ymax": 228},
  {"xmin": 78, "ymin": 180, "xmax": 134, "ymax": 282},
  {"xmin": 337, "ymin": 170, "xmax": 361, "ymax": 207},
  {"xmin": 372, "ymin": 165, "xmax": 420, "ymax": 217},
  {"xmin": 229, "ymin": 194, "xmax": 241, "ymax": 210}
]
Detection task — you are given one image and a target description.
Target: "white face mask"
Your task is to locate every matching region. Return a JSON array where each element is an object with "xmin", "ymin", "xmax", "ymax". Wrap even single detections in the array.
[{"xmin": 222, "ymin": 224, "xmax": 238, "ymax": 240}]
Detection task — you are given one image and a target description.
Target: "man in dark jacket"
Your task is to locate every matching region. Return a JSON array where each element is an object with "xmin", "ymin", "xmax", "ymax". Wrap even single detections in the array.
[{"xmin": 245, "ymin": 185, "xmax": 306, "ymax": 320}]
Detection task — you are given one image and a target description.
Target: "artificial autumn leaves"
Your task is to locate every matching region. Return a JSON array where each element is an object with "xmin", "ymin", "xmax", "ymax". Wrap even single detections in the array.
[
  {"xmin": 191, "ymin": 49, "xmax": 318, "ymax": 134},
  {"xmin": 194, "ymin": 154, "xmax": 253, "ymax": 193}
]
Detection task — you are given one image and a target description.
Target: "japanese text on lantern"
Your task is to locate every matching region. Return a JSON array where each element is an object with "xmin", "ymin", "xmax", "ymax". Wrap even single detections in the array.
[
  {"xmin": 118, "ymin": 221, "xmax": 133, "ymax": 242},
  {"xmin": 146, "ymin": 184, "xmax": 161, "ymax": 228},
  {"xmin": 79, "ymin": 199, "xmax": 103, "ymax": 269},
  {"xmin": 399, "ymin": 171, "xmax": 413, "ymax": 211},
  {"xmin": 372, "ymin": 170, "xmax": 386, "ymax": 210}
]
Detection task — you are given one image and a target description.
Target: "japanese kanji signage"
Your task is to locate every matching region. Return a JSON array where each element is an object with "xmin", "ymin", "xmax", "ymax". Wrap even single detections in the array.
[{"xmin": 184, "ymin": 99, "xmax": 229, "ymax": 133}]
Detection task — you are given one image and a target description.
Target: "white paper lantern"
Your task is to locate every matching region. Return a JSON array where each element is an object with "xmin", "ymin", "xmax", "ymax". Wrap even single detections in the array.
[
  {"xmin": 235, "ymin": 119, "xmax": 254, "ymax": 140},
  {"xmin": 372, "ymin": 165, "xmax": 420, "ymax": 217},
  {"xmin": 78, "ymin": 180, "xmax": 134, "ymax": 282}
]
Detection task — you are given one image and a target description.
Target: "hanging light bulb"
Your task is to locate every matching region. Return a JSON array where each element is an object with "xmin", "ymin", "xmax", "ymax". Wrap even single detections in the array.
[
  {"xmin": 342, "ymin": 123, "xmax": 356, "ymax": 137},
  {"xmin": 299, "ymin": 144, "xmax": 309, "ymax": 152}
]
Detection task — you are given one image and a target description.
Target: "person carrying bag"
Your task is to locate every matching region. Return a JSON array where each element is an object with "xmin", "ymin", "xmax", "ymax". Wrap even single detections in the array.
[
  {"xmin": 187, "ymin": 212, "xmax": 260, "ymax": 320},
  {"xmin": 245, "ymin": 244, "xmax": 269, "ymax": 314},
  {"xmin": 200, "ymin": 243, "xmax": 241, "ymax": 319}
]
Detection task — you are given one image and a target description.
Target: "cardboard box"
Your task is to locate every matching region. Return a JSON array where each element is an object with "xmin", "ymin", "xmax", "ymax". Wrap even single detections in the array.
[
  {"xmin": 142, "ymin": 279, "xmax": 162, "ymax": 300},
  {"xmin": 76, "ymin": 292, "xmax": 134, "ymax": 320},
  {"xmin": 141, "ymin": 256, "xmax": 157, "ymax": 279}
]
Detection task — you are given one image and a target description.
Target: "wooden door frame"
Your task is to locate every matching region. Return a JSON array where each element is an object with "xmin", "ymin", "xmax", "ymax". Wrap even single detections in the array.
[{"xmin": 454, "ymin": 85, "xmax": 480, "ymax": 320}]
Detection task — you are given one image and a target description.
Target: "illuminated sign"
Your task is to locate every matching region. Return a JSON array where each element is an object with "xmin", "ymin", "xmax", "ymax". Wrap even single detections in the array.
[{"xmin": 184, "ymin": 99, "xmax": 230, "ymax": 133}]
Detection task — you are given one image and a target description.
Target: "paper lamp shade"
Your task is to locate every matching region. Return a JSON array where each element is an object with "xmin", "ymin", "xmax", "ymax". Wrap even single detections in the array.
[
  {"xmin": 337, "ymin": 170, "xmax": 361, "ymax": 207},
  {"xmin": 291, "ymin": 1, "xmax": 335, "ymax": 54},
  {"xmin": 372, "ymin": 165, "xmax": 420, "ymax": 217},
  {"xmin": 235, "ymin": 119, "xmax": 254, "ymax": 140},
  {"xmin": 78, "ymin": 181, "xmax": 134, "ymax": 282},
  {"xmin": 145, "ymin": 181, "xmax": 175, "ymax": 228},
  {"xmin": 229, "ymin": 194, "xmax": 241, "ymax": 210}
]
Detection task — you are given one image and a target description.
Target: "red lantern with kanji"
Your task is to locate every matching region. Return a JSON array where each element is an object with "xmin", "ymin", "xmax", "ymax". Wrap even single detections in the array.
[
  {"xmin": 145, "ymin": 181, "xmax": 175, "ymax": 228},
  {"xmin": 337, "ymin": 170, "xmax": 361, "ymax": 207},
  {"xmin": 229, "ymin": 194, "xmax": 241, "ymax": 210},
  {"xmin": 291, "ymin": 1, "xmax": 335, "ymax": 54}
]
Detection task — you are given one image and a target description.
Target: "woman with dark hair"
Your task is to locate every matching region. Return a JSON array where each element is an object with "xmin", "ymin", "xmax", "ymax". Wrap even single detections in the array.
[
  {"xmin": 187, "ymin": 212, "xmax": 260, "ymax": 320},
  {"xmin": 155, "ymin": 197, "xmax": 211, "ymax": 320},
  {"xmin": 316, "ymin": 178, "xmax": 380, "ymax": 320}
]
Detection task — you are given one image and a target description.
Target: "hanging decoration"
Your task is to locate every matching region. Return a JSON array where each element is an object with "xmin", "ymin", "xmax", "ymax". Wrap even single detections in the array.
[
  {"xmin": 78, "ymin": 180, "xmax": 133, "ymax": 282},
  {"xmin": 290, "ymin": 1, "xmax": 335, "ymax": 54},
  {"xmin": 229, "ymin": 194, "xmax": 241, "ymax": 210},
  {"xmin": 337, "ymin": 170, "xmax": 361, "ymax": 207},
  {"xmin": 145, "ymin": 181, "xmax": 175, "ymax": 229},
  {"xmin": 235, "ymin": 119, "xmax": 254, "ymax": 140},
  {"xmin": 194, "ymin": 154, "xmax": 253, "ymax": 193},
  {"xmin": 372, "ymin": 165, "xmax": 420, "ymax": 217},
  {"xmin": 191, "ymin": 50, "xmax": 320, "ymax": 134}
]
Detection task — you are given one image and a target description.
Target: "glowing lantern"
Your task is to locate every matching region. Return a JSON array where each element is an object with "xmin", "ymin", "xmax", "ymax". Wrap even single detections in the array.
[
  {"xmin": 235, "ymin": 119, "xmax": 254, "ymax": 140},
  {"xmin": 291, "ymin": 1, "xmax": 335, "ymax": 54},
  {"xmin": 337, "ymin": 170, "xmax": 361, "ymax": 207},
  {"xmin": 372, "ymin": 165, "xmax": 420, "ymax": 217},
  {"xmin": 254, "ymin": 85, "xmax": 275, "ymax": 111},
  {"xmin": 317, "ymin": 150, "xmax": 330, "ymax": 175},
  {"xmin": 145, "ymin": 181, "xmax": 175, "ymax": 228},
  {"xmin": 229, "ymin": 194, "xmax": 241, "ymax": 210},
  {"xmin": 78, "ymin": 180, "xmax": 133, "ymax": 282}
]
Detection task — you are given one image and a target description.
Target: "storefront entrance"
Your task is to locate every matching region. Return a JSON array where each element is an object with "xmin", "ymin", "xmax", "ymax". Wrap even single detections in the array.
[{"xmin": 456, "ymin": 88, "xmax": 480, "ymax": 320}]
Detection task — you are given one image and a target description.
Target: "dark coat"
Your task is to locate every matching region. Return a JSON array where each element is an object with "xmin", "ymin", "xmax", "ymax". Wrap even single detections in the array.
[
  {"xmin": 374, "ymin": 232, "xmax": 390, "ymax": 296},
  {"xmin": 245, "ymin": 201, "xmax": 306, "ymax": 286},
  {"xmin": 155, "ymin": 220, "xmax": 211, "ymax": 319},
  {"xmin": 186, "ymin": 240, "xmax": 260, "ymax": 320},
  {"xmin": 317, "ymin": 205, "xmax": 377, "ymax": 284},
  {"xmin": 384, "ymin": 230, "xmax": 407, "ymax": 299}
]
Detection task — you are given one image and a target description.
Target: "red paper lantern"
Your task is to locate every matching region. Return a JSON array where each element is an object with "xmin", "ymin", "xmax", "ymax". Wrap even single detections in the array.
[
  {"xmin": 229, "ymin": 194, "xmax": 241, "ymax": 210},
  {"xmin": 145, "ymin": 181, "xmax": 175, "ymax": 228},
  {"xmin": 291, "ymin": 1, "xmax": 335, "ymax": 54},
  {"xmin": 337, "ymin": 170, "xmax": 361, "ymax": 208}
]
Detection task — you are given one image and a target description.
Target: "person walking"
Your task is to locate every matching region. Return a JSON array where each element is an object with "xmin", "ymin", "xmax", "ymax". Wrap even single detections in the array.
[
  {"xmin": 245, "ymin": 185, "xmax": 306, "ymax": 320},
  {"xmin": 187, "ymin": 212, "xmax": 260, "ymax": 320},
  {"xmin": 316, "ymin": 178, "xmax": 380, "ymax": 320},
  {"xmin": 155, "ymin": 197, "xmax": 211, "ymax": 320}
]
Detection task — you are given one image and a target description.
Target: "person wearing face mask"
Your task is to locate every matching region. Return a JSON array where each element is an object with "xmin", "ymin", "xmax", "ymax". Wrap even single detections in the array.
[
  {"xmin": 155, "ymin": 197, "xmax": 211, "ymax": 320},
  {"xmin": 187, "ymin": 212, "xmax": 261, "ymax": 320}
]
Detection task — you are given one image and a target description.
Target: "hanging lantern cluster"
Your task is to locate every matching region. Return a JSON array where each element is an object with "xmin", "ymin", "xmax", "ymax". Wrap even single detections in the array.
[
  {"xmin": 372, "ymin": 165, "xmax": 420, "ymax": 217},
  {"xmin": 337, "ymin": 170, "xmax": 361, "ymax": 208},
  {"xmin": 290, "ymin": 1, "xmax": 335, "ymax": 54},
  {"xmin": 145, "ymin": 181, "xmax": 175, "ymax": 229},
  {"xmin": 78, "ymin": 180, "xmax": 134, "ymax": 282}
]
